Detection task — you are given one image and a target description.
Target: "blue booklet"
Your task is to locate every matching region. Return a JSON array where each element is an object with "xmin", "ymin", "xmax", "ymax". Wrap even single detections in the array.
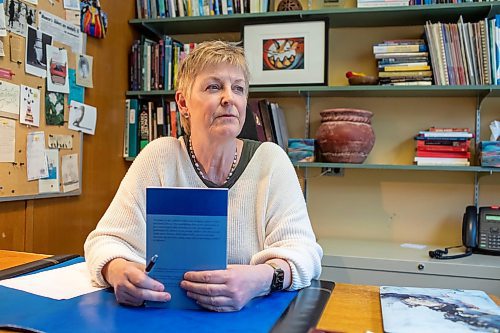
[{"xmin": 146, "ymin": 187, "xmax": 228, "ymax": 310}]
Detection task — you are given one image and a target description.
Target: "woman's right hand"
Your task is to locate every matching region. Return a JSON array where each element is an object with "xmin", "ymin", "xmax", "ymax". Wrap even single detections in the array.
[{"xmin": 102, "ymin": 258, "xmax": 171, "ymax": 306}]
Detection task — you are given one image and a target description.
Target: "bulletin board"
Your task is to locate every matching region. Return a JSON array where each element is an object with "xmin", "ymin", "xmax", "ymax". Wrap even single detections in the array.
[{"xmin": 0, "ymin": 1, "xmax": 85, "ymax": 202}]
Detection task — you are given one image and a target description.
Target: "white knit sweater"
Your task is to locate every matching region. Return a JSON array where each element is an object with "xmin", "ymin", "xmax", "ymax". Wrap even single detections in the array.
[{"xmin": 84, "ymin": 137, "xmax": 322, "ymax": 290}]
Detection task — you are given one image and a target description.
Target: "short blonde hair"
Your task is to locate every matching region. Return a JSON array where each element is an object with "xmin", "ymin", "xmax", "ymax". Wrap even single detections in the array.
[{"xmin": 176, "ymin": 40, "xmax": 250, "ymax": 135}]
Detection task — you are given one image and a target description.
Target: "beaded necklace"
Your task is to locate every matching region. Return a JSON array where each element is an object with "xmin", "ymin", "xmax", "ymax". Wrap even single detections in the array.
[{"xmin": 188, "ymin": 137, "xmax": 238, "ymax": 184}]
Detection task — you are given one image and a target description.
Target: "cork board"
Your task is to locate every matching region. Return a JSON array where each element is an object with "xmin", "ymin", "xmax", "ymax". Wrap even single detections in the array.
[{"xmin": 0, "ymin": 1, "xmax": 84, "ymax": 201}]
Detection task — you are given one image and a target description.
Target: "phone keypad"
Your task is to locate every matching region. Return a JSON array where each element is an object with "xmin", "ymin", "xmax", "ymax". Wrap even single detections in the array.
[{"xmin": 480, "ymin": 232, "xmax": 500, "ymax": 250}]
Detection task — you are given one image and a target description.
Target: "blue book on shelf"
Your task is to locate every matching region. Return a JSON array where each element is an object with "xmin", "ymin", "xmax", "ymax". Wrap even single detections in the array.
[
  {"xmin": 128, "ymin": 99, "xmax": 139, "ymax": 158},
  {"xmin": 146, "ymin": 187, "xmax": 228, "ymax": 310}
]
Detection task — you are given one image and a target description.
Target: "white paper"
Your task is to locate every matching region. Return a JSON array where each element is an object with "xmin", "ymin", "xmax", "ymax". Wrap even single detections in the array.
[
  {"xmin": 48, "ymin": 134, "xmax": 72, "ymax": 149},
  {"xmin": 0, "ymin": 80, "xmax": 20, "ymax": 119},
  {"xmin": 68, "ymin": 101, "xmax": 97, "ymax": 135},
  {"xmin": 0, "ymin": 40, "xmax": 5, "ymax": 56},
  {"xmin": 0, "ymin": 262, "xmax": 103, "ymax": 300},
  {"xmin": 65, "ymin": 9, "xmax": 80, "ymax": 27},
  {"xmin": 46, "ymin": 45, "xmax": 70, "ymax": 94},
  {"xmin": 490, "ymin": 120, "xmax": 500, "ymax": 141},
  {"xmin": 38, "ymin": 10, "xmax": 82, "ymax": 54},
  {"xmin": 25, "ymin": 25, "xmax": 52, "ymax": 78},
  {"xmin": 0, "ymin": 117, "xmax": 15, "ymax": 162},
  {"xmin": 0, "ymin": 0, "xmax": 6, "ymax": 37},
  {"xmin": 76, "ymin": 54, "xmax": 93, "ymax": 88},
  {"xmin": 5, "ymin": 0, "xmax": 36, "ymax": 37},
  {"xmin": 400, "ymin": 243, "xmax": 427, "ymax": 250},
  {"xmin": 19, "ymin": 85, "xmax": 41, "ymax": 127},
  {"xmin": 63, "ymin": 0, "xmax": 80, "ymax": 10},
  {"xmin": 39, "ymin": 148, "xmax": 59, "ymax": 193},
  {"xmin": 26, "ymin": 131, "xmax": 48, "ymax": 181},
  {"xmin": 61, "ymin": 153, "xmax": 79, "ymax": 192}
]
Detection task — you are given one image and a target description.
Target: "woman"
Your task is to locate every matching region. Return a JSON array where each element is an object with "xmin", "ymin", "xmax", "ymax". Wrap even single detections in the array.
[{"xmin": 84, "ymin": 40, "xmax": 322, "ymax": 312}]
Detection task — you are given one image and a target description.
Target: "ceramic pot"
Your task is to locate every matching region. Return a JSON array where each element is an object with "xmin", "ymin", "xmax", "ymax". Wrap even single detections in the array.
[{"xmin": 316, "ymin": 108, "xmax": 375, "ymax": 163}]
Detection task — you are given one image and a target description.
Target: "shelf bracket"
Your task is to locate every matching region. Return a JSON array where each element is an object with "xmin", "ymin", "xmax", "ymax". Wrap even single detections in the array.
[
  {"xmin": 474, "ymin": 172, "xmax": 479, "ymax": 207},
  {"xmin": 303, "ymin": 92, "xmax": 311, "ymax": 201}
]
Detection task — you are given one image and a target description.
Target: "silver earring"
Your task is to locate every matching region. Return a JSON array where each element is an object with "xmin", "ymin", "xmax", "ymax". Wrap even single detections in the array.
[{"xmin": 183, "ymin": 113, "xmax": 189, "ymax": 118}]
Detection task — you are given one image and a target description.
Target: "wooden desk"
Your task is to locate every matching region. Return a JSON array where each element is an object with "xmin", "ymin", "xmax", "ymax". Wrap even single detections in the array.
[{"xmin": 1, "ymin": 251, "xmax": 498, "ymax": 333}]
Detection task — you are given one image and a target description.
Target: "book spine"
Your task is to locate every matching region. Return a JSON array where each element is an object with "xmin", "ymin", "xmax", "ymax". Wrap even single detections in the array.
[{"xmin": 373, "ymin": 44, "xmax": 428, "ymax": 53}]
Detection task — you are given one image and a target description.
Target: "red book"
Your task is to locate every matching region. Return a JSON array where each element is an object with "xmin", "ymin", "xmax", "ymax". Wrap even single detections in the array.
[
  {"xmin": 416, "ymin": 150, "xmax": 471, "ymax": 159},
  {"xmin": 416, "ymin": 140, "xmax": 470, "ymax": 151},
  {"xmin": 428, "ymin": 127, "xmax": 471, "ymax": 132}
]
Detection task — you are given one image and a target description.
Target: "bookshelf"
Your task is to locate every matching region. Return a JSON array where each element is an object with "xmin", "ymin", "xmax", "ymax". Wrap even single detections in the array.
[{"xmin": 127, "ymin": 3, "xmax": 500, "ymax": 293}]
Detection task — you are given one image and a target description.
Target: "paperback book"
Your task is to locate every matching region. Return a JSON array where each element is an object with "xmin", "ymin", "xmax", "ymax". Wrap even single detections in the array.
[{"xmin": 145, "ymin": 187, "xmax": 228, "ymax": 310}]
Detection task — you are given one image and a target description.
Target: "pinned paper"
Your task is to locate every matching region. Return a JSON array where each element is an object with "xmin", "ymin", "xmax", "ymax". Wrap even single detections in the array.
[
  {"xmin": 0, "ymin": 0, "xmax": 6, "ymax": 37},
  {"xmin": 46, "ymin": 45, "xmax": 69, "ymax": 94},
  {"xmin": 45, "ymin": 91, "xmax": 65, "ymax": 126},
  {"xmin": 25, "ymin": 26, "xmax": 52, "ymax": 78},
  {"xmin": 48, "ymin": 134, "xmax": 72, "ymax": 149},
  {"xmin": 9, "ymin": 34, "xmax": 24, "ymax": 63},
  {"xmin": 68, "ymin": 100, "xmax": 96, "ymax": 135},
  {"xmin": 65, "ymin": 9, "xmax": 80, "ymax": 27},
  {"xmin": 5, "ymin": 0, "xmax": 36, "ymax": 37},
  {"xmin": 0, "ymin": 117, "xmax": 15, "ymax": 162},
  {"xmin": 26, "ymin": 131, "xmax": 48, "ymax": 181},
  {"xmin": 76, "ymin": 54, "xmax": 93, "ymax": 88},
  {"xmin": 19, "ymin": 85, "xmax": 41, "ymax": 127},
  {"xmin": 39, "ymin": 148, "xmax": 59, "ymax": 193},
  {"xmin": 61, "ymin": 153, "xmax": 79, "ymax": 192},
  {"xmin": 0, "ymin": 80, "xmax": 20, "ymax": 120},
  {"xmin": 68, "ymin": 68, "xmax": 84, "ymax": 104}
]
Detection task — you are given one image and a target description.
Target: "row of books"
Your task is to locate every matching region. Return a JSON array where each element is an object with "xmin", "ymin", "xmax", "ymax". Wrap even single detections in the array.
[
  {"xmin": 357, "ymin": 0, "xmax": 409, "ymax": 8},
  {"xmin": 247, "ymin": 99, "xmax": 289, "ymax": 151},
  {"xmin": 374, "ymin": 39, "xmax": 432, "ymax": 86},
  {"xmin": 136, "ymin": 0, "xmax": 269, "ymax": 18},
  {"xmin": 424, "ymin": 16, "xmax": 500, "ymax": 85},
  {"xmin": 413, "ymin": 127, "xmax": 473, "ymax": 166},
  {"xmin": 123, "ymin": 98, "xmax": 182, "ymax": 158},
  {"xmin": 123, "ymin": 98, "xmax": 289, "ymax": 158},
  {"xmin": 129, "ymin": 36, "xmax": 196, "ymax": 92}
]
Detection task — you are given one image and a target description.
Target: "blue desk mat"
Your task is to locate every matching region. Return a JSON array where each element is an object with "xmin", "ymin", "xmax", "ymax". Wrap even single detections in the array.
[{"xmin": 0, "ymin": 258, "xmax": 297, "ymax": 333}]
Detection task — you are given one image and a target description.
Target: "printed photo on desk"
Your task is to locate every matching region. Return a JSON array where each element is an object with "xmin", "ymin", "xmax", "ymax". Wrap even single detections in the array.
[
  {"xmin": 243, "ymin": 19, "xmax": 328, "ymax": 86},
  {"xmin": 380, "ymin": 286, "xmax": 500, "ymax": 332}
]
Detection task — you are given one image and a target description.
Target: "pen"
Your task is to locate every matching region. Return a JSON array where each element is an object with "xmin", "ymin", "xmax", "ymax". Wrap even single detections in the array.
[{"xmin": 145, "ymin": 254, "xmax": 158, "ymax": 273}]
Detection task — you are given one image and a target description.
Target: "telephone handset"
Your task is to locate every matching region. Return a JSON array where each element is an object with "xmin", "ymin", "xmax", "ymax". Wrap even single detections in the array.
[{"xmin": 429, "ymin": 206, "xmax": 500, "ymax": 259}]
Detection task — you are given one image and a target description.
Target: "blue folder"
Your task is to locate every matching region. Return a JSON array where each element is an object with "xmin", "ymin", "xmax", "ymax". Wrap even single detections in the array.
[{"xmin": 0, "ymin": 258, "xmax": 298, "ymax": 333}]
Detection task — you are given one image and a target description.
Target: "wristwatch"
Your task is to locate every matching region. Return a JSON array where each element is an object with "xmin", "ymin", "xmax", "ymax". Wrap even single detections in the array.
[{"xmin": 266, "ymin": 262, "xmax": 284, "ymax": 292}]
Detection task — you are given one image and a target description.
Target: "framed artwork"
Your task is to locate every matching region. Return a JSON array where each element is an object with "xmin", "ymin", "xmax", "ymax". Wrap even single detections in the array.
[{"xmin": 243, "ymin": 19, "xmax": 328, "ymax": 86}]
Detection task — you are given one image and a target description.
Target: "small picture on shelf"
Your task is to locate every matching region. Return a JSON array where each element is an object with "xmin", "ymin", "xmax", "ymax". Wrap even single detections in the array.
[
  {"xmin": 243, "ymin": 20, "xmax": 328, "ymax": 86},
  {"xmin": 288, "ymin": 138, "xmax": 315, "ymax": 163}
]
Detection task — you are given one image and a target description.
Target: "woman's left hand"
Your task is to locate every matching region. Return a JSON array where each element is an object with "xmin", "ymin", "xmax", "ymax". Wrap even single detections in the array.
[{"xmin": 180, "ymin": 264, "xmax": 273, "ymax": 312}]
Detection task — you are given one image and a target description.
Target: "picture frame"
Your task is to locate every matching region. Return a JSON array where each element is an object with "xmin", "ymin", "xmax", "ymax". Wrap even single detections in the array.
[{"xmin": 243, "ymin": 19, "xmax": 328, "ymax": 86}]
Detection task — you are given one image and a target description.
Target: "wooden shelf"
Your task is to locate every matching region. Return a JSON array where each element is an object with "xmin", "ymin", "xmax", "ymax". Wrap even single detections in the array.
[{"xmin": 130, "ymin": 3, "xmax": 499, "ymax": 35}]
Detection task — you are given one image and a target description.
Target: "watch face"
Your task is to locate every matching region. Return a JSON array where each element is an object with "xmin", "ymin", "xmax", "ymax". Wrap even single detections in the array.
[{"xmin": 271, "ymin": 266, "xmax": 285, "ymax": 292}]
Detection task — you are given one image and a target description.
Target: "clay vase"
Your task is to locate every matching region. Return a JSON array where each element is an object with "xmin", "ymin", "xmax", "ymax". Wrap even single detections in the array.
[{"xmin": 315, "ymin": 108, "xmax": 375, "ymax": 163}]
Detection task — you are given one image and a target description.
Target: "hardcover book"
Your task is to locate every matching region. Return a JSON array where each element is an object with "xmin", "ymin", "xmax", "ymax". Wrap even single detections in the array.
[
  {"xmin": 146, "ymin": 187, "xmax": 228, "ymax": 310},
  {"xmin": 380, "ymin": 286, "xmax": 500, "ymax": 333}
]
